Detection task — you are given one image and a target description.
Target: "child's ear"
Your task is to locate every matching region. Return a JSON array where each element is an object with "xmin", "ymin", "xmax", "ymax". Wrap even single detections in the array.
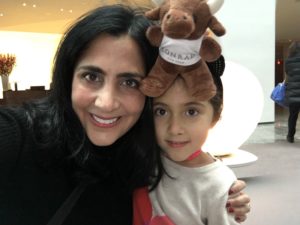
[
  {"xmin": 210, "ymin": 104, "xmax": 223, "ymax": 127},
  {"xmin": 210, "ymin": 117, "xmax": 219, "ymax": 128},
  {"xmin": 211, "ymin": 109, "xmax": 222, "ymax": 128}
]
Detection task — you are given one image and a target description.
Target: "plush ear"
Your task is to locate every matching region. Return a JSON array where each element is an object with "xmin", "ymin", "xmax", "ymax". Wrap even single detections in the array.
[
  {"xmin": 145, "ymin": 7, "xmax": 161, "ymax": 20},
  {"xmin": 208, "ymin": 17, "xmax": 226, "ymax": 36}
]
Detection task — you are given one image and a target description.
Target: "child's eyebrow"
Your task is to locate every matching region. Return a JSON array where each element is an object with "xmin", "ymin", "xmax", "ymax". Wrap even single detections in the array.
[
  {"xmin": 184, "ymin": 102, "xmax": 206, "ymax": 107},
  {"xmin": 153, "ymin": 102, "xmax": 167, "ymax": 107}
]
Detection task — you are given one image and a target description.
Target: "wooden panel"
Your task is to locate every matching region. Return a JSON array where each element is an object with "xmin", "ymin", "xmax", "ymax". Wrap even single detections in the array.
[{"xmin": 0, "ymin": 89, "xmax": 50, "ymax": 106}]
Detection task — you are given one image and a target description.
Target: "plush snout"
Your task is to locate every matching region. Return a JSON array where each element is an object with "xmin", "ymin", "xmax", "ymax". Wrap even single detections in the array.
[{"xmin": 162, "ymin": 9, "xmax": 195, "ymax": 39}]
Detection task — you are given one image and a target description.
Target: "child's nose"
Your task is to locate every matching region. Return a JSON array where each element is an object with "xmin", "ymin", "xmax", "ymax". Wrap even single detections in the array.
[{"xmin": 168, "ymin": 116, "xmax": 184, "ymax": 135}]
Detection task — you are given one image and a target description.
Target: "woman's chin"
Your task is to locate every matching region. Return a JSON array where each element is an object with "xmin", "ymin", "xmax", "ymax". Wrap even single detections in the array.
[{"xmin": 88, "ymin": 134, "xmax": 118, "ymax": 147}]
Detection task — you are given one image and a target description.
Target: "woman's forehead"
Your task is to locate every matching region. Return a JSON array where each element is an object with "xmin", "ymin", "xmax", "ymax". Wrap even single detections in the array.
[{"xmin": 76, "ymin": 34, "xmax": 146, "ymax": 74}]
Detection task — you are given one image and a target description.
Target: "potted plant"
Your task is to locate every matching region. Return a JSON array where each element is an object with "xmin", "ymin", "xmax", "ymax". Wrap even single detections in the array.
[{"xmin": 0, "ymin": 54, "xmax": 16, "ymax": 91}]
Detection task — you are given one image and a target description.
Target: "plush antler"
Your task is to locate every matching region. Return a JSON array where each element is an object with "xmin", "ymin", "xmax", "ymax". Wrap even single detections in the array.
[{"xmin": 206, "ymin": 0, "xmax": 224, "ymax": 14}]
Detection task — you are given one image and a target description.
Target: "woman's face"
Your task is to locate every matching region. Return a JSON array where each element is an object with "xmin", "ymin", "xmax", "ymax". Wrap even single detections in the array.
[{"xmin": 71, "ymin": 34, "xmax": 146, "ymax": 146}]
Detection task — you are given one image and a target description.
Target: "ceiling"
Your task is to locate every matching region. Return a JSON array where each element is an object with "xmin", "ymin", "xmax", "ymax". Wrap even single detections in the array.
[
  {"xmin": 0, "ymin": 0, "xmax": 299, "ymax": 43},
  {"xmin": 0, "ymin": 0, "xmax": 154, "ymax": 34},
  {"xmin": 276, "ymin": 0, "xmax": 300, "ymax": 43}
]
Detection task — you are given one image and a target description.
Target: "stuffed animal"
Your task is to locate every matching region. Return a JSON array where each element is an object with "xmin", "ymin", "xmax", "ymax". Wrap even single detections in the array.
[{"xmin": 139, "ymin": 0, "xmax": 226, "ymax": 100}]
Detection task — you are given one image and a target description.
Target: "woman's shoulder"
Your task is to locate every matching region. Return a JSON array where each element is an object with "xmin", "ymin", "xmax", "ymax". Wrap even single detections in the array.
[
  {"xmin": 0, "ymin": 104, "xmax": 27, "ymax": 120},
  {"xmin": 0, "ymin": 105, "xmax": 30, "ymax": 142},
  {"xmin": 0, "ymin": 103, "xmax": 60, "ymax": 165},
  {"xmin": 0, "ymin": 104, "xmax": 37, "ymax": 150}
]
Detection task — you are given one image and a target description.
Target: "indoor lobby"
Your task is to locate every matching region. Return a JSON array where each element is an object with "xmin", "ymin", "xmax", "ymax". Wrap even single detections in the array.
[{"xmin": 1, "ymin": 0, "xmax": 300, "ymax": 225}]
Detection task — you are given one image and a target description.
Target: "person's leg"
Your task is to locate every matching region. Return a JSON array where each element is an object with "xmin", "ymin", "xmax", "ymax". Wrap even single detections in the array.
[{"xmin": 287, "ymin": 103, "xmax": 299, "ymax": 142}]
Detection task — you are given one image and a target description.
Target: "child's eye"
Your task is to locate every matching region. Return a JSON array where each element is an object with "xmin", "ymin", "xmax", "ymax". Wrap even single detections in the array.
[
  {"xmin": 185, "ymin": 109, "xmax": 199, "ymax": 116},
  {"xmin": 154, "ymin": 108, "xmax": 167, "ymax": 116},
  {"xmin": 121, "ymin": 79, "xmax": 139, "ymax": 88}
]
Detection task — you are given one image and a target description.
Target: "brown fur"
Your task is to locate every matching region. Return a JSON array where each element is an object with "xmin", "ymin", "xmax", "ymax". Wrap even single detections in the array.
[{"xmin": 139, "ymin": 0, "xmax": 226, "ymax": 100}]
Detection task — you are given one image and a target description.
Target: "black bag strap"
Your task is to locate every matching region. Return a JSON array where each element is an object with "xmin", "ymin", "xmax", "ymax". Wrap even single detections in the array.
[{"xmin": 46, "ymin": 182, "xmax": 87, "ymax": 225}]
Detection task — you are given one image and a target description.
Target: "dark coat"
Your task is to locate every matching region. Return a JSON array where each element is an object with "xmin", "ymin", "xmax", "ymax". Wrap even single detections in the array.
[
  {"xmin": 0, "ymin": 107, "xmax": 132, "ymax": 225},
  {"xmin": 285, "ymin": 53, "xmax": 300, "ymax": 105}
]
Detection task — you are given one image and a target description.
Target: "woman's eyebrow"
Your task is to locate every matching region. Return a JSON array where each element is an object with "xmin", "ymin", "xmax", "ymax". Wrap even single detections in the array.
[
  {"xmin": 75, "ymin": 66, "xmax": 144, "ymax": 78},
  {"xmin": 75, "ymin": 65, "xmax": 103, "ymax": 73},
  {"xmin": 118, "ymin": 72, "xmax": 145, "ymax": 79}
]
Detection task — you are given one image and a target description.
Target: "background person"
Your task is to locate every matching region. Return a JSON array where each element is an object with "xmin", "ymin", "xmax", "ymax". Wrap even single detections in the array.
[{"xmin": 285, "ymin": 41, "xmax": 300, "ymax": 143}]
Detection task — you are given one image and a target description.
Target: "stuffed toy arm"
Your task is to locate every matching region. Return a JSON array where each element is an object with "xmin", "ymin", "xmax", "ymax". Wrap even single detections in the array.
[{"xmin": 200, "ymin": 37, "xmax": 222, "ymax": 62}]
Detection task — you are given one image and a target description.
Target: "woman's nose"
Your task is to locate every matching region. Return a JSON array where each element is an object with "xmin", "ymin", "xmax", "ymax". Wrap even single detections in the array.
[{"xmin": 94, "ymin": 86, "xmax": 120, "ymax": 112}]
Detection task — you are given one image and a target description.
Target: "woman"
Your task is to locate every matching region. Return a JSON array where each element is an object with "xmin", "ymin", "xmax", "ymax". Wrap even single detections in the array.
[
  {"xmin": 285, "ymin": 41, "xmax": 300, "ymax": 143},
  {"xmin": 0, "ymin": 5, "xmax": 250, "ymax": 225}
]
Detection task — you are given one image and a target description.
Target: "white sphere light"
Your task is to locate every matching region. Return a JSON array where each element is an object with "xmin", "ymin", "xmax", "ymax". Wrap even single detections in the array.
[{"xmin": 202, "ymin": 61, "xmax": 264, "ymax": 156}]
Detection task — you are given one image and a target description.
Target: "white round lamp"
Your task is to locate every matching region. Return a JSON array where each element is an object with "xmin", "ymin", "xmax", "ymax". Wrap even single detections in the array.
[{"xmin": 202, "ymin": 61, "xmax": 263, "ymax": 165}]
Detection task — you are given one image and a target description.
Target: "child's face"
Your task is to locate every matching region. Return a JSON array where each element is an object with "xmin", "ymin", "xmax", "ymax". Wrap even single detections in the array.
[{"xmin": 153, "ymin": 78, "xmax": 216, "ymax": 163}]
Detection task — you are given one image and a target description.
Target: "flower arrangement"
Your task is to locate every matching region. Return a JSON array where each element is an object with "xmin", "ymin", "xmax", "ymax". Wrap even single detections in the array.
[{"xmin": 0, "ymin": 54, "xmax": 16, "ymax": 76}]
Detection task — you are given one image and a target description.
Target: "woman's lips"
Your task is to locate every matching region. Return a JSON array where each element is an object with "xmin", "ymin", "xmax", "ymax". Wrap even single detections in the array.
[{"xmin": 90, "ymin": 114, "xmax": 120, "ymax": 128}]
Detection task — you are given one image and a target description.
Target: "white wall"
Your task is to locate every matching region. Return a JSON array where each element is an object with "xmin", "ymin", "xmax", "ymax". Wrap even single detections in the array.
[
  {"xmin": 0, "ymin": 31, "xmax": 61, "ymax": 91},
  {"xmin": 216, "ymin": 0, "xmax": 276, "ymax": 123},
  {"xmin": 0, "ymin": 0, "xmax": 276, "ymax": 122}
]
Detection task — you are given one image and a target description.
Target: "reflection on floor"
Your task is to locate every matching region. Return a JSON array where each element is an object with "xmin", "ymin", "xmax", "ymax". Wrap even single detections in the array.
[{"xmin": 235, "ymin": 105, "xmax": 300, "ymax": 225}]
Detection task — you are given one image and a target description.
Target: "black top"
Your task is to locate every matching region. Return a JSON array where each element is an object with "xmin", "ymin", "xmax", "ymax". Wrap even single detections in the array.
[
  {"xmin": 285, "ymin": 53, "xmax": 300, "ymax": 104},
  {"xmin": 0, "ymin": 106, "xmax": 132, "ymax": 225}
]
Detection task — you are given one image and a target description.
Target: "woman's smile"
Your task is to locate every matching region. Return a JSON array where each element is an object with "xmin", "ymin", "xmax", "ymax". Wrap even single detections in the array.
[{"xmin": 90, "ymin": 113, "xmax": 120, "ymax": 128}]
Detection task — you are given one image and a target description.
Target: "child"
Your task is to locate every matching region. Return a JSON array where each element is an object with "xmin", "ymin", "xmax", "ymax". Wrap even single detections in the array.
[{"xmin": 133, "ymin": 56, "xmax": 240, "ymax": 225}]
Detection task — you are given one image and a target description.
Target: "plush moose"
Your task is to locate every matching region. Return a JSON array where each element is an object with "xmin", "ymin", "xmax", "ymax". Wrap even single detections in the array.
[{"xmin": 139, "ymin": 0, "xmax": 226, "ymax": 100}]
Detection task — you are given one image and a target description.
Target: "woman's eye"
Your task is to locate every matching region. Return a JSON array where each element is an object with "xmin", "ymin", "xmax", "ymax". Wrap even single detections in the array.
[
  {"xmin": 82, "ymin": 73, "xmax": 100, "ymax": 82},
  {"xmin": 154, "ymin": 108, "xmax": 167, "ymax": 116},
  {"xmin": 186, "ymin": 109, "xmax": 199, "ymax": 116},
  {"xmin": 122, "ymin": 79, "xmax": 139, "ymax": 88}
]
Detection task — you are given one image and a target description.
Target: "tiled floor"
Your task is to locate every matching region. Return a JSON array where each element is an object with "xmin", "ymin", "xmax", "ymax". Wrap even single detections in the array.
[{"xmin": 235, "ymin": 105, "xmax": 300, "ymax": 225}]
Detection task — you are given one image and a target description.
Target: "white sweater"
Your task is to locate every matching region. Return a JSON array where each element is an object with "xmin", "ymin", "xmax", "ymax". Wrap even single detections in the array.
[{"xmin": 149, "ymin": 156, "xmax": 239, "ymax": 225}]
